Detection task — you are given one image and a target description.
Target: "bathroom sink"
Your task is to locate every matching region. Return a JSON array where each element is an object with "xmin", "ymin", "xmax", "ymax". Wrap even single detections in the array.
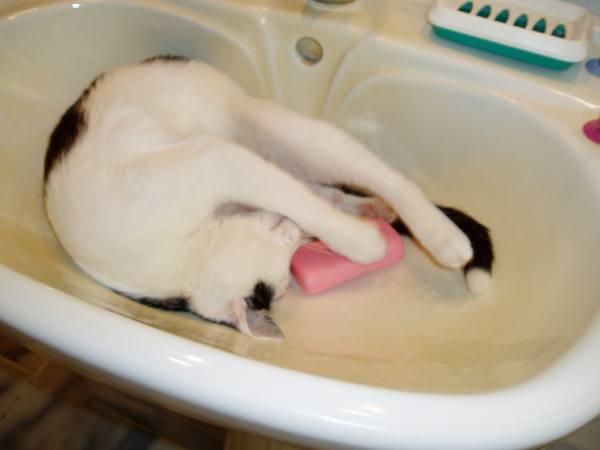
[{"xmin": 1, "ymin": 0, "xmax": 600, "ymax": 448}]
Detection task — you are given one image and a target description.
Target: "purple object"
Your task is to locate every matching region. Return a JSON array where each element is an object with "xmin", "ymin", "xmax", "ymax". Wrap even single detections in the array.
[
  {"xmin": 583, "ymin": 118, "xmax": 600, "ymax": 144},
  {"xmin": 586, "ymin": 58, "xmax": 600, "ymax": 77}
]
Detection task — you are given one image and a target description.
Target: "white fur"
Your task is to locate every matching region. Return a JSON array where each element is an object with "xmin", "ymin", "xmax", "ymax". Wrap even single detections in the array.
[
  {"xmin": 465, "ymin": 268, "xmax": 492, "ymax": 296},
  {"xmin": 45, "ymin": 60, "xmax": 474, "ymax": 336}
]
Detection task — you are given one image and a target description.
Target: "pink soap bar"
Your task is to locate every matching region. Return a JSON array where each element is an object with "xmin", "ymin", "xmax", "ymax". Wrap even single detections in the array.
[{"xmin": 291, "ymin": 219, "xmax": 404, "ymax": 294}]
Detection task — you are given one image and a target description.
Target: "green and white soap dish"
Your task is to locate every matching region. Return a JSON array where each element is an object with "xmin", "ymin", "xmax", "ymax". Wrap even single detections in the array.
[{"xmin": 428, "ymin": 0, "xmax": 592, "ymax": 69}]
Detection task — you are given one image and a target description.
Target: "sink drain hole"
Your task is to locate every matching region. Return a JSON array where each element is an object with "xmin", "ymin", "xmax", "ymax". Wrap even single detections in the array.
[{"xmin": 296, "ymin": 37, "xmax": 323, "ymax": 65}]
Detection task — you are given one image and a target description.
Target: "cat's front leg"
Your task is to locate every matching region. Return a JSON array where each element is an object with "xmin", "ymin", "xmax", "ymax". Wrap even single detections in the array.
[
  {"xmin": 204, "ymin": 140, "xmax": 387, "ymax": 264},
  {"xmin": 237, "ymin": 99, "xmax": 472, "ymax": 269},
  {"xmin": 134, "ymin": 136, "xmax": 387, "ymax": 264}
]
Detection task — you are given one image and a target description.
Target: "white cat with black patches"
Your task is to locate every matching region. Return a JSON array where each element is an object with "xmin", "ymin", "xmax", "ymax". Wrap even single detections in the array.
[{"xmin": 44, "ymin": 56, "xmax": 493, "ymax": 338}]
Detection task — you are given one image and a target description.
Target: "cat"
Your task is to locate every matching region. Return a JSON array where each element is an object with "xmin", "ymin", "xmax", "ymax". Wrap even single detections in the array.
[{"xmin": 44, "ymin": 55, "xmax": 494, "ymax": 338}]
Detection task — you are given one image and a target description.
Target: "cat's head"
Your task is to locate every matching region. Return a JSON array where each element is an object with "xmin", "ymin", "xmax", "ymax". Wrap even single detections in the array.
[{"xmin": 187, "ymin": 212, "xmax": 303, "ymax": 338}]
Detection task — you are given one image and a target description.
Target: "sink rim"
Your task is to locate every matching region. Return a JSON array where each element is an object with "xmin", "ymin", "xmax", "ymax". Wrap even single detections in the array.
[
  {"xmin": 1, "ymin": 0, "xmax": 600, "ymax": 448},
  {"xmin": 2, "ymin": 264, "xmax": 600, "ymax": 450}
]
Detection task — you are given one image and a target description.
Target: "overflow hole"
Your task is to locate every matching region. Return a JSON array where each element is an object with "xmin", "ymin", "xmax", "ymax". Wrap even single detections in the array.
[{"xmin": 296, "ymin": 37, "xmax": 323, "ymax": 65}]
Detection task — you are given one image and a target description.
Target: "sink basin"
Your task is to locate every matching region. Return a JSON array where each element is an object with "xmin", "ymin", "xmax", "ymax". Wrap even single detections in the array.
[{"xmin": 1, "ymin": 0, "xmax": 600, "ymax": 448}]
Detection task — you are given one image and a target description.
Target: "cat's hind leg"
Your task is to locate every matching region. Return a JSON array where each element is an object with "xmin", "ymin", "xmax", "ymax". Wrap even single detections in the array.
[
  {"xmin": 236, "ymin": 99, "xmax": 472, "ymax": 269},
  {"xmin": 311, "ymin": 185, "xmax": 396, "ymax": 221},
  {"xmin": 314, "ymin": 185, "xmax": 493, "ymax": 294}
]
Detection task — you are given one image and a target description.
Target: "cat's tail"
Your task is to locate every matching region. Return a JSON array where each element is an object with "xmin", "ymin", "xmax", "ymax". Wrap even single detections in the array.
[{"xmin": 390, "ymin": 206, "xmax": 494, "ymax": 295}]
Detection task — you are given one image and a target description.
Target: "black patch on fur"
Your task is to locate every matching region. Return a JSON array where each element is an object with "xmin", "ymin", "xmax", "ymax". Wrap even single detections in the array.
[
  {"xmin": 137, "ymin": 296, "xmax": 191, "ymax": 312},
  {"xmin": 331, "ymin": 183, "xmax": 372, "ymax": 198},
  {"xmin": 44, "ymin": 99, "xmax": 86, "ymax": 181},
  {"xmin": 389, "ymin": 217, "xmax": 411, "ymax": 236},
  {"xmin": 112, "ymin": 288, "xmax": 190, "ymax": 312},
  {"xmin": 114, "ymin": 289, "xmax": 239, "ymax": 329},
  {"xmin": 44, "ymin": 74, "xmax": 104, "ymax": 182},
  {"xmin": 142, "ymin": 55, "xmax": 190, "ymax": 64},
  {"xmin": 244, "ymin": 281, "xmax": 274, "ymax": 311},
  {"xmin": 438, "ymin": 206, "xmax": 494, "ymax": 275}
]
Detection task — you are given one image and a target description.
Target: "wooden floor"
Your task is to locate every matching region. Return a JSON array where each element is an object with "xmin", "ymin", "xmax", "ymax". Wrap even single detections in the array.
[
  {"xmin": 0, "ymin": 331, "xmax": 598, "ymax": 450},
  {"xmin": 0, "ymin": 331, "xmax": 225, "ymax": 450}
]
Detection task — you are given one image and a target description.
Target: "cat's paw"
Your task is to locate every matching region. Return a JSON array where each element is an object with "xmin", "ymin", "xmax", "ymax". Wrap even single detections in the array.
[
  {"xmin": 255, "ymin": 211, "xmax": 303, "ymax": 247},
  {"xmin": 326, "ymin": 220, "xmax": 387, "ymax": 264},
  {"xmin": 402, "ymin": 203, "xmax": 473, "ymax": 268},
  {"xmin": 274, "ymin": 218, "xmax": 303, "ymax": 247},
  {"xmin": 420, "ymin": 223, "xmax": 473, "ymax": 269}
]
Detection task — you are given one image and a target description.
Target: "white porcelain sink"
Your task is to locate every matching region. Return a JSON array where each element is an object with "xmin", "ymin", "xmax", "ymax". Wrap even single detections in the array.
[{"xmin": 1, "ymin": 0, "xmax": 600, "ymax": 448}]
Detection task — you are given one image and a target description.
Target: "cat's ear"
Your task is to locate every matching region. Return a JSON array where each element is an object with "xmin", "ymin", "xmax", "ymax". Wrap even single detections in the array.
[{"xmin": 232, "ymin": 299, "xmax": 284, "ymax": 339}]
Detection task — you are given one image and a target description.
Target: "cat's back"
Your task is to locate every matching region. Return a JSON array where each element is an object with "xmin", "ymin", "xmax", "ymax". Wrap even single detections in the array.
[
  {"xmin": 45, "ymin": 58, "xmax": 247, "ymax": 184},
  {"xmin": 43, "ymin": 58, "xmax": 246, "ymax": 265},
  {"xmin": 43, "ymin": 58, "xmax": 244, "ymax": 290},
  {"xmin": 45, "ymin": 57, "xmax": 247, "ymax": 205},
  {"xmin": 83, "ymin": 58, "xmax": 246, "ymax": 150}
]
